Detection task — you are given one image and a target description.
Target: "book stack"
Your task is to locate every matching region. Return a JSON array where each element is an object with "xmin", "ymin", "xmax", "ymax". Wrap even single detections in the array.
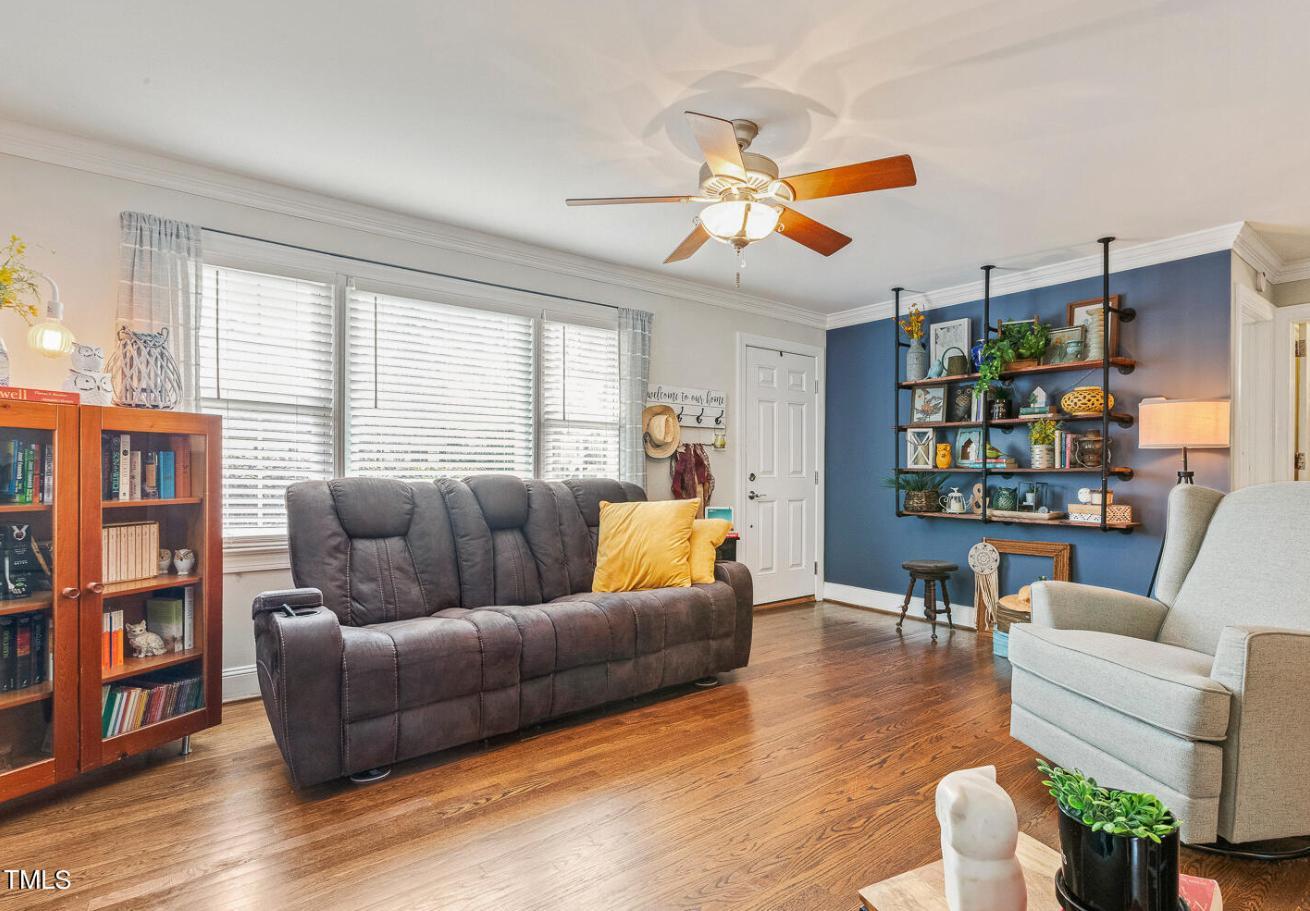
[
  {"xmin": 1052, "ymin": 429, "xmax": 1082, "ymax": 469},
  {"xmin": 100, "ymin": 672, "xmax": 203, "ymax": 738},
  {"xmin": 101, "ymin": 522, "xmax": 161, "ymax": 584},
  {"xmin": 101, "ymin": 434, "xmax": 192, "ymax": 501},
  {"xmin": 0, "ymin": 440, "xmax": 54, "ymax": 505},
  {"xmin": 145, "ymin": 589, "xmax": 196, "ymax": 653},
  {"xmin": 0, "ymin": 612, "xmax": 49, "ymax": 691},
  {"xmin": 101, "ymin": 609, "xmax": 125, "ymax": 671}
]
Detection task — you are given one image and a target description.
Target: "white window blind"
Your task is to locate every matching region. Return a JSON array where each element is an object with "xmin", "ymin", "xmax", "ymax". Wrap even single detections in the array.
[
  {"xmin": 541, "ymin": 320, "xmax": 620, "ymax": 478},
  {"xmin": 198, "ymin": 265, "xmax": 335, "ymax": 536},
  {"xmin": 345, "ymin": 288, "xmax": 535, "ymax": 479}
]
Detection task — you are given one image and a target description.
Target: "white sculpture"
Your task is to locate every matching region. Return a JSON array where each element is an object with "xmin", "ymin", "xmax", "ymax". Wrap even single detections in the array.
[
  {"xmin": 63, "ymin": 343, "xmax": 114, "ymax": 405},
  {"xmin": 936, "ymin": 765, "xmax": 1026, "ymax": 911}
]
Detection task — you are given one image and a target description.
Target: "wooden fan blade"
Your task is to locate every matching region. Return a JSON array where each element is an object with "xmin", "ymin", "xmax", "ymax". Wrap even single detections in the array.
[
  {"xmin": 566, "ymin": 195, "xmax": 694, "ymax": 206},
  {"xmin": 781, "ymin": 154, "xmax": 916, "ymax": 201},
  {"xmin": 664, "ymin": 224, "xmax": 711, "ymax": 264},
  {"xmin": 777, "ymin": 206, "xmax": 852, "ymax": 256},
  {"xmin": 684, "ymin": 112, "xmax": 747, "ymax": 182}
]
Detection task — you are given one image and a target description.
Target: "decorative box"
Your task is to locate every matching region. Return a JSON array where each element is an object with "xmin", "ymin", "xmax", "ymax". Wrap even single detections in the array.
[
  {"xmin": 1067, "ymin": 503, "xmax": 1133, "ymax": 523},
  {"xmin": 993, "ymin": 630, "xmax": 1009, "ymax": 659}
]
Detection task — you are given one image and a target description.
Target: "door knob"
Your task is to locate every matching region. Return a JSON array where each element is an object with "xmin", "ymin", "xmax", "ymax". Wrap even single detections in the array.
[
  {"xmin": 749, "ymin": 472, "xmax": 756, "ymax": 481},
  {"xmin": 86, "ymin": 581, "xmax": 104, "ymax": 595},
  {"xmin": 748, "ymin": 491, "xmax": 759, "ymax": 500},
  {"xmin": 60, "ymin": 586, "xmax": 80, "ymax": 600}
]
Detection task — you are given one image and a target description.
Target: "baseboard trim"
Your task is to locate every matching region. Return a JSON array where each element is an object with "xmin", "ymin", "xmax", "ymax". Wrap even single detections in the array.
[
  {"xmin": 820, "ymin": 581, "xmax": 978, "ymax": 630},
  {"xmin": 754, "ymin": 595, "xmax": 817, "ymax": 610},
  {"xmin": 222, "ymin": 664, "xmax": 261, "ymax": 703}
]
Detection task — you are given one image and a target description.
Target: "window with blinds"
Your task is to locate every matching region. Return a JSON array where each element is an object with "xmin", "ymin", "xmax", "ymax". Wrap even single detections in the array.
[
  {"xmin": 345, "ymin": 288, "xmax": 536, "ymax": 479},
  {"xmin": 198, "ymin": 265, "xmax": 335, "ymax": 537},
  {"xmin": 541, "ymin": 320, "xmax": 620, "ymax": 478}
]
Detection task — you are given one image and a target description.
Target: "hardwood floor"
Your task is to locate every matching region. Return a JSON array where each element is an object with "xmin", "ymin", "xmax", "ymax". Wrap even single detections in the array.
[{"xmin": 2, "ymin": 603, "xmax": 1307, "ymax": 910}]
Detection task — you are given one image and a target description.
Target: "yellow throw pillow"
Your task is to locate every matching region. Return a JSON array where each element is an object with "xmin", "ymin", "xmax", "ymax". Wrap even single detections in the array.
[
  {"xmin": 689, "ymin": 518, "xmax": 732, "ymax": 584},
  {"xmin": 592, "ymin": 498, "xmax": 700, "ymax": 592}
]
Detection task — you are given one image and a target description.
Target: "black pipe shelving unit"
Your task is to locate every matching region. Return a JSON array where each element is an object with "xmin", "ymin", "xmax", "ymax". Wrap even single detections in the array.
[{"xmin": 891, "ymin": 237, "xmax": 1139, "ymax": 533}]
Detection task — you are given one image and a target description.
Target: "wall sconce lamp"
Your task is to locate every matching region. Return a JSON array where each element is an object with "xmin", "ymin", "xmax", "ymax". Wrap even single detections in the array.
[{"xmin": 27, "ymin": 273, "xmax": 75, "ymax": 358}]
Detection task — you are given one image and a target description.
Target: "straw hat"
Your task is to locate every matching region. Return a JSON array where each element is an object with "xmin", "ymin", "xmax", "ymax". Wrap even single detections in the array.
[{"xmin": 643, "ymin": 404, "xmax": 681, "ymax": 458}]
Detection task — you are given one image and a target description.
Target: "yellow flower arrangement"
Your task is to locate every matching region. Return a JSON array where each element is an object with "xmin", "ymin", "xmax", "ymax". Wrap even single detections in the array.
[
  {"xmin": 0, "ymin": 235, "xmax": 42, "ymax": 325},
  {"xmin": 898, "ymin": 303, "xmax": 925, "ymax": 342}
]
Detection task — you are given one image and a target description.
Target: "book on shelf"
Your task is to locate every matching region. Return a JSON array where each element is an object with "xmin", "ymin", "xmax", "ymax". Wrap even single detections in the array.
[
  {"xmin": 0, "ymin": 440, "xmax": 52, "ymax": 505},
  {"xmin": 182, "ymin": 587, "xmax": 195, "ymax": 650},
  {"xmin": 146, "ymin": 595, "xmax": 186, "ymax": 653},
  {"xmin": 101, "ymin": 609, "xmax": 125, "ymax": 671},
  {"xmin": 102, "ymin": 434, "xmax": 193, "ymax": 501},
  {"xmin": 101, "ymin": 521, "xmax": 160, "ymax": 584},
  {"xmin": 0, "ymin": 611, "xmax": 49, "ymax": 694},
  {"xmin": 0, "ymin": 386, "xmax": 79, "ymax": 406},
  {"xmin": 100, "ymin": 669, "xmax": 203, "ymax": 738}
]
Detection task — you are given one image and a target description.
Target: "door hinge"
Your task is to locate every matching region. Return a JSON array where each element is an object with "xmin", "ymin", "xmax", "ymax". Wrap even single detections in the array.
[
  {"xmin": 1297, "ymin": 452, "xmax": 1307, "ymax": 471},
  {"xmin": 1296, "ymin": 339, "xmax": 1307, "ymax": 358},
  {"xmin": 814, "ymin": 470, "xmax": 819, "ymax": 484},
  {"xmin": 814, "ymin": 561, "xmax": 818, "ymax": 574}
]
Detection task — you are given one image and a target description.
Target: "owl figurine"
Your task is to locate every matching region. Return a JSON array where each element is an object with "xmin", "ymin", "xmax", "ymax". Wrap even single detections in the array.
[{"xmin": 63, "ymin": 343, "xmax": 114, "ymax": 406}]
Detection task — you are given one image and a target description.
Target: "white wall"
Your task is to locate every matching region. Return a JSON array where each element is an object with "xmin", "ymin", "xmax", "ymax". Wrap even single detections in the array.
[{"xmin": 0, "ymin": 149, "xmax": 824, "ymax": 699}]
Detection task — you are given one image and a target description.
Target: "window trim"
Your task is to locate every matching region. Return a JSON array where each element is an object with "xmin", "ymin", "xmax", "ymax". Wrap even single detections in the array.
[{"xmin": 200, "ymin": 235, "xmax": 621, "ymax": 552}]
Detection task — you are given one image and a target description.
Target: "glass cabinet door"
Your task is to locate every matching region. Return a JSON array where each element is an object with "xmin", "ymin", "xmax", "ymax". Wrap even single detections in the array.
[{"xmin": 0, "ymin": 402, "xmax": 77, "ymax": 799}]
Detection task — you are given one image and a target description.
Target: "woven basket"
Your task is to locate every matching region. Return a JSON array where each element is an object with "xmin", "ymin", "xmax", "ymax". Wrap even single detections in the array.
[
  {"xmin": 1060, "ymin": 385, "xmax": 1115, "ymax": 416},
  {"xmin": 903, "ymin": 490, "xmax": 940, "ymax": 513}
]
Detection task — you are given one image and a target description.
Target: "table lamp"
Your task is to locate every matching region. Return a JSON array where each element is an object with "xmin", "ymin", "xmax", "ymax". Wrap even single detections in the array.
[{"xmin": 1138, "ymin": 398, "xmax": 1230, "ymax": 484}]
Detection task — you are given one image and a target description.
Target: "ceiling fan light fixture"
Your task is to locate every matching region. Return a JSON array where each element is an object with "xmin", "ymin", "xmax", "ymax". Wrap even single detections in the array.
[{"xmin": 698, "ymin": 198, "xmax": 781, "ymax": 245}]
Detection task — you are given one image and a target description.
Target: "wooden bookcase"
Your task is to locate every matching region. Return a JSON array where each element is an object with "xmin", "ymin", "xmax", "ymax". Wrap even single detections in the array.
[{"xmin": 0, "ymin": 403, "xmax": 221, "ymax": 803}]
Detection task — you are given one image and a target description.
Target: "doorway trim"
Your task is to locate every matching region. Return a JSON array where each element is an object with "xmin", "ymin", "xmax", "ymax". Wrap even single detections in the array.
[
  {"xmin": 735, "ymin": 332, "xmax": 826, "ymax": 603},
  {"xmin": 1231, "ymin": 283, "xmax": 1277, "ymax": 489},
  {"xmin": 1273, "ymin": 301, "xmax": 1310, "ymax": 481}
]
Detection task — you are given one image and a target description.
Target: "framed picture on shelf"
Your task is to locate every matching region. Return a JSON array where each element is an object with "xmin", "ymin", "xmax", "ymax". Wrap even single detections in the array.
[
  {"xmin": 929, "ymin": 318, "xmax": 971, "ymax": 373},
  {"xmin": 956, "ymin": 428, "xmax": 983, "ymax": 466},
  {"xmin": 1066, "ymin": 294, "xmax": 1123, "ymax": 357},
  {"xmin": 907, "ymin": 429, "xmax": 935, "ymax": 469},
  {"xmin": 911, "ymin": 385, "xmax": 947, "ymax": 424},
  {"xmin": 1044, "ymin": 325, "xmax": 1086, "ymax": 363}
]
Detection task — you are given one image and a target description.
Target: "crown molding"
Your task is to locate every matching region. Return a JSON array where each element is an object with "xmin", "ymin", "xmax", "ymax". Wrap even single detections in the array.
[
  {"xmin": 827, "ymin": 222, "xmax": 1247, "ymax": 329},
  {"xmin": 0, "ymin": 119, "xmax": 828, "ymax": 329},
  {"xmin": 1276, "ymin": 258, "xmax": 1310, "ymax": 284}
]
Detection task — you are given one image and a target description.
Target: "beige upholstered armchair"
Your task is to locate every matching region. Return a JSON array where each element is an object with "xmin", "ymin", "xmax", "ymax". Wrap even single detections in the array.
[{"xmin": 1009, "ymin": 482, "xmax": 1310, "ymax": 847}]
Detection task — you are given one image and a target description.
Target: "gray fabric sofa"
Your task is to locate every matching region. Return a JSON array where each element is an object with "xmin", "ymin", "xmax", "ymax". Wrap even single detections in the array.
[
  {"xmin": 1010, "ymin": 482, "xmax": 1310, "ymax": 844},
  {"xmin": 252, "ymin": 475, "xmax": 753, "ymax": 788}
]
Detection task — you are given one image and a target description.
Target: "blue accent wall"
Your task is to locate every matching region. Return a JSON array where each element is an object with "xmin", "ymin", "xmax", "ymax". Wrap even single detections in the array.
[{"xmin": 824, "ymin": 251, "xmax": 1232, "ymax": 605}]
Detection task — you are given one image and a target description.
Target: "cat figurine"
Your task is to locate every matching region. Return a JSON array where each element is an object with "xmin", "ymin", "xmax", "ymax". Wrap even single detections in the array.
[
  {"xmin": 125, "ymin": 619, "xmax": 168, "ymax": 658},
  {"xmin": 63, "ymin": 343, "xmax": 113, "ymax": 405},
  {"xmin": 936, "ymin": 765, "xmax": 1026, "ymax": 911}
]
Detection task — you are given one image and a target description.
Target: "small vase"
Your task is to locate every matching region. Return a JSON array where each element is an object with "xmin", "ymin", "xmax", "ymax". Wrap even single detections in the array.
[
  {"xmin": 1057, "ymin": 806, "xmax": 1179, "ymax": 911},
  {"xmin": 905, "ymin": 338, "xmax": 928, "ymax": 382},
  {"xmin": 1031, "ymin": 444, "xmax": 1053, "ymax": 469}
]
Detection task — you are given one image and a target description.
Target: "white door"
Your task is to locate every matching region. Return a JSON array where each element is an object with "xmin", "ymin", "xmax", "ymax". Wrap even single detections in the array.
[{"xmin": 743, "ymin": 345, "xmax": 817, "ymax": 604}]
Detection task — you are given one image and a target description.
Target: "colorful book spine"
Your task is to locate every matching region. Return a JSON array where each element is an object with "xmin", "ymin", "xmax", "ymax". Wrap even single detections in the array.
[
  {"xmin": 14, "ymin": 615, "xmax": 31, "ymax": 689},
  {"xmin": 0, "ymin": 617, "xmax": 13, "ymax": 691},
  {"xmin": 159, "ymin": 451, "xmax": 176, "ymax": 499},
  {"xmin": 30, "ymin": 613, "xmax": 46, "ymax": 684},
  {"xmin": 118, "ymin": 435, "xmax": 131, "ymax": 501}
]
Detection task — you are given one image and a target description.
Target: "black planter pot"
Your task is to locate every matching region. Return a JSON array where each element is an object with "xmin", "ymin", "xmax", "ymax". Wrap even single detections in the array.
[{"xmin": 1056, "ymin": 807, "xmax": 1180, "ymax": 911}]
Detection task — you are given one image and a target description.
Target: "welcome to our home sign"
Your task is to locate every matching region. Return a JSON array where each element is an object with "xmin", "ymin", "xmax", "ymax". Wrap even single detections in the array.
[{"xmin": 647, "ymin": 384, "xmax": 727, "ymax": 428}]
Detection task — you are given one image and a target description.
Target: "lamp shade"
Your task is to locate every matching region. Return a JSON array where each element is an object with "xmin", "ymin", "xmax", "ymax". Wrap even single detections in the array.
[{"xmin": 1138, "ymin": 398, "xmax": 1230, "ymax": 449}]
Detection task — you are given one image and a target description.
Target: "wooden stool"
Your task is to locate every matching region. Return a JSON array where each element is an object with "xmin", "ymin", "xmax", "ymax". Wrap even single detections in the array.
[{"xmin": 898, "ymin": 560, "xmax": 958, "ymax": 641}]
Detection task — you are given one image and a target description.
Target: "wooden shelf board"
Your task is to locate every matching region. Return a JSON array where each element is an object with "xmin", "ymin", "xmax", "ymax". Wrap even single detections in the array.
[
  {"xmin": 0, "ymin": 593, "xmax": 54, "ymax": 617},
  {"xmin": 101, "ymin": 648, "xmax": 203, "ymax": 683},
  {"xmin": 0, "ymin": 502, "xmax": 51, "ymax": 513},
  {"xmin": 898, "ymin": 357, "xmax": 1135, "ymax": 388},
  {"xmin": 103, "ymin": 497, "xmax": 202, "ymax": 509},
  {"xmin": 899, "ymin": 413, "xmax": 1133, "ymax": 431},
  {"xmin": 0, "ymin": 681, "xmax": 53, "ymax": 710},
  {"xmin": 898, "ymin": 467, "xmax": 1132, "ymax": 477},
  {"xmin": 898, "ymin": 511, "xmax": 1138, "ymax": 530},
  {"xmin": 102, "ymin": 573, "xmax": 200, "ymax": 599}
]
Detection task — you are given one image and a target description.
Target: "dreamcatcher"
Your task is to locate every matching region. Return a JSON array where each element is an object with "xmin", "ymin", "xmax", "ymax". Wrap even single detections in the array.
[{"xmin": 968, "ymin": 541, "xmax": 1001, "ymax": 632}]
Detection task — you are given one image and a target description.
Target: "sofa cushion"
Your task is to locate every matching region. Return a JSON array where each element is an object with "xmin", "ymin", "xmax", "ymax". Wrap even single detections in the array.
[
  {"xmin": 1008, "ymin": 625, "xmax": 1231, "ymax": 740},
  {"xmin": 592, "ymin": 499, "xmax": 698, "ymax": 592},
  {"xmin": 689, "ymin": 519, "xmax": 732, "ymax": 584},
  {"xmin": 340, "ymin": 611, "xmax": 521, "ymax": 722}
]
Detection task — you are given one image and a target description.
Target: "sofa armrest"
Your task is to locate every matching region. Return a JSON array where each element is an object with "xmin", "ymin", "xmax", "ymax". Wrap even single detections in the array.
[
  {"xmin": 252, "ymin": 588, "xmax": 345, "ymax": 788},
  {"xmin": 714, "ymin": 560, "xmax": 754, "ymax": 669},
  {"xmin": 1030, "ymin": 581, "xmax": 1168, "ymax": 640},
  {"xmin": 1209, "ymin": 625, "xmax": 1310, "ymax": 843}
]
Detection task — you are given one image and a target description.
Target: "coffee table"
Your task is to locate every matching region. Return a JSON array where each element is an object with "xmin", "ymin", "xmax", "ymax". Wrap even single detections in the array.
[{"xmin": 858, "ymin": 832, "xmax": 1062, "ymax": 910}]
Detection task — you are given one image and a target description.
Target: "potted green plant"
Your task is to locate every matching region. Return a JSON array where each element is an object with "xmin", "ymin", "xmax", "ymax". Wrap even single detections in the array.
[
  {"xmin": 1038, "ymin": 760, "xmax": 1181, "ymax": 911},
  {"xmin": 882, "ymin": 472, "xmax": 949, "ymax": 513},
  {"xmin": 974, "ymin": 322, "xmax": 1051, "ymax": 398},
  {"xmin": 1029, "ymin": 418, "xmax": 1059, "ymax": 469}
]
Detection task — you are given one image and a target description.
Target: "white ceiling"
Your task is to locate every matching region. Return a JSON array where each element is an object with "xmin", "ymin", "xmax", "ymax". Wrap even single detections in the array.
[{"xmin": 5, "ymin": 0, "xmax": 1310, "ymax": 314}]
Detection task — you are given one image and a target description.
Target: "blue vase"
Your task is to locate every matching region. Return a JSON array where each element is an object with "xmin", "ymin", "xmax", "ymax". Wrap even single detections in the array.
[{"xmin": 970, "ymin": 339, "xmax": 986, "ymax": 368}]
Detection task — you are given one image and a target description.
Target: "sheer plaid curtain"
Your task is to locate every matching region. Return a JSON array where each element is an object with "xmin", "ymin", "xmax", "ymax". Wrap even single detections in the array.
[
  {"xmin": 617, "ymin": 308, "xmax": 652, "ymax": 487},
  {"xmin": 116, "ymin": 212, "xmax": 203, "ymax": 410}
]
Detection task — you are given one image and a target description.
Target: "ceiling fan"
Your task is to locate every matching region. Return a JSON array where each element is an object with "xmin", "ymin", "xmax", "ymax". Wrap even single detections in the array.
[{"xmin": 566, "ymin": 111, "xmax": 916, "ymax": 272}]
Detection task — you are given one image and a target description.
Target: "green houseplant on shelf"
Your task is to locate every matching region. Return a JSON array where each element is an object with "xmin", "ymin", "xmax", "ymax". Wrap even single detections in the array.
[
  {"xmin": 974, "ymin": 321, "xmax": 1051, "ymax": 398},
  {"xmin": 1029, "ymin": 418, "xmax": 1059, "ymax": 469},
  {"xmin": 883, "ymin": 472, "xmax": 949, "ymax": 514},
  {"xmin": 1037, "ymin": 759, "xmax": 1181, "ymax": 910}
]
